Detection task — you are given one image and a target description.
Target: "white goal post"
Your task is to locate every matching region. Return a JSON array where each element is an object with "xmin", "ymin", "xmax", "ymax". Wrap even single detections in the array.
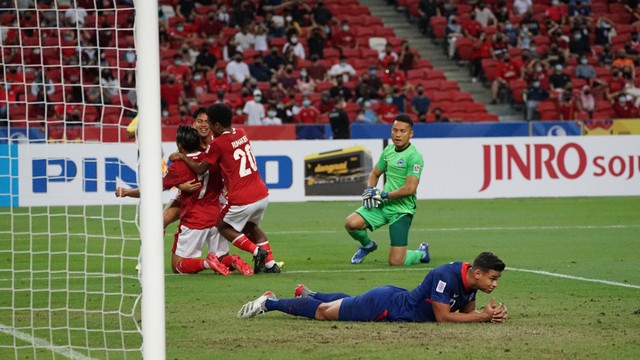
[{"xmin": 0, "ymin": 0, "xmax": 165, "ymax": 358}]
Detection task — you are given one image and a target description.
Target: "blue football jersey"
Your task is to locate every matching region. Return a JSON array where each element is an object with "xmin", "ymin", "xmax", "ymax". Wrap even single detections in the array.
[{"xmin": 390, "ymin": 262, "xmax": 477, "ymax": 322}]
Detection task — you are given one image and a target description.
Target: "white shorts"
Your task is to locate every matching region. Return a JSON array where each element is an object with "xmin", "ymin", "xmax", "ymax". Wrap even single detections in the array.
[
  {"xmin": 173, "ymin": 225, "xmax": 229, "ymax": 259},
  {"xmin": 220, "ymin": 197, "xmax": 269, "ymax": 232}
]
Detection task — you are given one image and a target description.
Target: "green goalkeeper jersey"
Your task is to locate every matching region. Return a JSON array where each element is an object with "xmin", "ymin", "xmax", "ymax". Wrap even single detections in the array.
[{"xmin": 376, "ymin": 143, "xmax": 424, "ymax": 215}]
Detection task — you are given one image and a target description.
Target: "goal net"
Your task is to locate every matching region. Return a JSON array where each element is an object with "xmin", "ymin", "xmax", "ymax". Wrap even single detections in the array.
[{"xmin": 0, "ymin": 1, "xmax": 150, "ymax": 358}]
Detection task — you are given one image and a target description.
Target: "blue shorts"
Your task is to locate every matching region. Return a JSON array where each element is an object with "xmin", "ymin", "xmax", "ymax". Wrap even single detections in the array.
[{"xmin": 338, "ymin": 286, "xmax": 407, "ymax": 322}]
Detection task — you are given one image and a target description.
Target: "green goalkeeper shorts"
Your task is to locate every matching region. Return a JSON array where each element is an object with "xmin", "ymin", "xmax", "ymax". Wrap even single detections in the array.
[{"xmin": 355, "ymin": 205, "xmax": 413, "ymax": 247}]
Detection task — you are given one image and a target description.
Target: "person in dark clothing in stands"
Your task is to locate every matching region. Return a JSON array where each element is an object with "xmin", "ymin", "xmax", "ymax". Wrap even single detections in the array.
[{"xmin": 329, "ymin": 97, "xmax": 350, "ymax": 139}]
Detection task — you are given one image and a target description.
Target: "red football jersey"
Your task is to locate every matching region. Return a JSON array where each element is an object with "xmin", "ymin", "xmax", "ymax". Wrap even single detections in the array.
[
  {"xmin": 163, "ymin": 151, "xmax": 223, "ymax": 229},
  {"xmin": 205, "ymin": 128, "xmax": 269, "ymax": 206},
  {"xmin": 296, "ymin": 107, "xmax": 320, "ymax": 124}
]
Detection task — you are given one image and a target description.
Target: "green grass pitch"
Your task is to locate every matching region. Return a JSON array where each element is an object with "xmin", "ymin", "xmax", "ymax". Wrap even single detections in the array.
[{"xmin": 1, "ymin": 197, "xmax": 639, "ymax": 359}]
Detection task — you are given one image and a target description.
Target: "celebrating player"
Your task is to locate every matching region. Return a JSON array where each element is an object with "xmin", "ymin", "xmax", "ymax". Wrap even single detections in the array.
[
  {"xmin": 238, "ymin": 252, "xmax": 508, "ymax": 324},
  {"xmin": 118, "ymin": 125, "xmax": 253, "ymax": 276},
  {"xmin": 346, "ymin": 114, "xmax": 429, "ymax": 266},
  {"xmin": 169, "ymin": 103, "xmax": 281, "ymax": 273}
]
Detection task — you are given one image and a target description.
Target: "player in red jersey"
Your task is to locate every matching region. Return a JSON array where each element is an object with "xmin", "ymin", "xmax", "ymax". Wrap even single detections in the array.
[
  {"xmin": 119, "ymin": 125, "xmax": 253, "ymax": 276},
  {"xmin": 170, "ymin": 103, "xmax": 281, "ymax": 273}
]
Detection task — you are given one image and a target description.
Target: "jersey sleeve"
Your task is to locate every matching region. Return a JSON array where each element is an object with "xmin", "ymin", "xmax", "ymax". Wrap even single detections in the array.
[
  {"xmin": 162, "ymin": 162, "xmax": 191, "ymax": 190},
  {"xmin": 204, "ymin": 143, "xmax": 221, "ymax": 171},
  {"xmin": 406, "ymin": 148, "xmax": 424, "ymax": 179},
  {"xmin": 428, "ymin": 268, "xmax": 457, "ymax": 305},
  {"xmin": 376, "ymin": 146, "xmax": 388, "ymax": 172}
]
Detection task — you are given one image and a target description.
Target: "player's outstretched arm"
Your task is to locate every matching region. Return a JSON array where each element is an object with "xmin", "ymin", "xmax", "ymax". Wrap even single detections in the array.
[{"xmin": 115, "ymin": 187, "xmax": 140, "ymax": 198}]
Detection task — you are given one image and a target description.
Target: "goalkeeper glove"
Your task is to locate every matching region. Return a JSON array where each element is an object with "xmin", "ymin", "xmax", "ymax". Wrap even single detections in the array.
[{"xmin": 361, "ymin": 187, "xmax": 388, "ymax": 209}]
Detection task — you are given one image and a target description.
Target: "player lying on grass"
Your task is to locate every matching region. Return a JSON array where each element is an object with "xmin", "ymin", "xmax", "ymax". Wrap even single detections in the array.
[
  {"xmin": 116, "ymin": 125, "xmax": 253, "ymax": 276},
  {"xmin": 346, "ymin": 114, "xmax": 429, "ymax": 266},
  {"xmin": 169, "ymin": 103, "xmax": 281, "ymax": 273},
  {"xmin": 238, "ymin": 252, "xmax": 508, "ymax": 323}
]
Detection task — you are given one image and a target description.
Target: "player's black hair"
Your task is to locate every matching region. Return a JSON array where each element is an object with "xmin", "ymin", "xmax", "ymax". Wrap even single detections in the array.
[
  {"xmin": 394, "ymin": 114, "xmax": 414, "ymax": 128},
  {"xmin": 176, "ymin": 125, "xmax": 200, "ymax": 153},
  {"xmin": 192, "ymin": 107, "xmax": 207, "ymax": 119},
  {"xmin": 206, "ymin": 103, "xmax": 233, "ymax": 128},
  {"xmin": 472, "ymin": 252, "xmax": 506, "ymax": 272}
]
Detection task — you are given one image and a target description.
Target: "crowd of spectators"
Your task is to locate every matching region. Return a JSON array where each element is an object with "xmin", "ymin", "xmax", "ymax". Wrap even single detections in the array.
[{"xmin": 411, "ymin": 0, "xmax": 640, "ymax": 121}]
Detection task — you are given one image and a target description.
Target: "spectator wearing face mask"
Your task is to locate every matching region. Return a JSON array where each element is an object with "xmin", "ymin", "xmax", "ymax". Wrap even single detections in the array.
[
  {"xmin": 606, "ymin": 68, "xmax": 627, "ymax": 101},
  {"xmin": 377, "ymin": 95, "xmax": 399, "ymax": 123},
  {"xmin": 307, "ymin": 26, "xmax": 325, "ymax": 59},
  {"xmin": 167, "ymin": 54, "xmax": 191, "ymax": 82},
  {"xmin": 262, "ymin": 105, "xmax": 283, "ymax": 125},
  {"xmin": 264, "ymin": 46, "xmax": 285, "ymax": 74},
  {"xmin": 411, "ymin": 86, "xmax": 431, "ymax": 122},
  {"xmin": 357, "ymin": 101, "xmax": 380, "ymax": 124},
  {"xmin": 329, "ymin": 56, "xmax": 357, "ymax": 83},
  {"xmin": 283, "ymin": 34, "xmax": 306, "ymax": 60},
  {"xmin": 329, "ymin": 98, "xmax": 351, "ymax": 139},
  {"xmin": 491, "ymin": 54, "xmax": 522, "ymax": 104},
  {"xmin": 194, "ymin": 42, "xmax": 217, "ymax": 72},
  {"xmin": 334, "ymin": 20, "xmax": 357, "ymax": 50},
  {"xmin": 445, "ymin": 15, "xmax": 463, "ymax": 59},
  {"xmin": 199, "ymin": 10, "xmax": 223, "ymax": 37},
  {"xmin": 208, "ymin": 70, "xmax": 230, "ymax": 93},
  {"xmin": 575, "ymin": 56, "xmax": 596, "ymax": 81},
  {"xmin": 225, "ymin": 53, "xmax": 251, "ymax": 83},
  {"xmin": 568, "ymin": 30, "xmax": 591, "ymax": 58},
  {"xmin": 250, "ymin": 54, "xmax": 271, "ymax": 82},
  {"xmin": 244, "ymin": 89, "xmax": 266, "ymax": 125},
  {"xmin": 549, "ymin": 64, "xmax": 571, "ymax": 93},
  {"xmin": 577, "ymin": 85, "xmax": 595, "ymax": 117},
  {"xmin": 545, "ymin": 0, "xmax": 567, "ymax": 25},
  {"xmin": 295, "ymin": 96, "xmax": 320, "ymax": 124},
  {"xmin": 355, "ymin": 66, "xmax": 383, "ymax": 102},
  {"xmin": 187, "ymin": 71, "xmax": 208, "ymax": 100},
  {"xmin": 297, "ymin": 68, "xmax": 317, "ymax": 93},
  {"xmin": 502, "ymin": 21, "xmax": 519, "ymax": 47},
  {"xmin": 432, "ymin": 107, "xmax": 449, "ymax": 123},
  {"xmin": 379, "ymin": 44, "xmax": 399, "ymax": 70},
  {"xmin": 474, "ymin": 3, "xmax": 496, "ymax": 27},
  {"xmin": 329, "ymin": 76, "xmax": 353, "ymax": 102},
  {"xmin": 234, "ymin": 24, "xmax": 256, "ymax": 52},
  {"xmin": 462, "ymin": 13, "xmax": 483, "ymax": 40},
  {"xmin": 613, "ymin": 94, "xmax": 638, "ymax": 118},
  {"xmin": 523, "ymin": 80, "xmax": 549, "ymax": 121},
  {"xmin": 558, "ymin": 91, "xmax": 577, "ymax": 120},
  {"xmin": 278, "ymin": 65, "xmax": 298, "ymax": 92},
  {"xmin": 307, "ymin": 55, "xmax": 328, "ymax": 82},
  {"xmin": 232, "ymin": 105, "xmax": 245, "ymax": 124}
]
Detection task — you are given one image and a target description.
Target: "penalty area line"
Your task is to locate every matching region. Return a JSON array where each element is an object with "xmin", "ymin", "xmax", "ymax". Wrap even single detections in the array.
[
  {"xmin": 507, "ymin": 267, "xmax": 640, "ymax": 289},
  {"xmin": 0, "ymin": 323, "xmax": 93, "ymax": 360}
]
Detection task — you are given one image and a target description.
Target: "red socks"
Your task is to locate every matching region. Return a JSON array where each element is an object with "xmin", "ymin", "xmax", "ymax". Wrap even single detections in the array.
[
  {"xmin": 176, "ymin": 259, "xmax": 206, "ymax": 274},
  {"xmin": 232, "ymin": 234, "xmax": 258, "ymax": 255},
  {"xmin": 256, "ymin": 241, "xmax": 274, "ymax": 265}
]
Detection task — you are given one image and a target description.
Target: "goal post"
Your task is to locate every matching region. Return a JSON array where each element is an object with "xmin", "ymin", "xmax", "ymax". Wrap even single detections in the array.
[
  {"xmin": 135, "ymin": 0, "xmax": 166, "ymax": 358},
  {"xmin": 0, "ymin": 0, "xmax": 165, "ymax": 358}
]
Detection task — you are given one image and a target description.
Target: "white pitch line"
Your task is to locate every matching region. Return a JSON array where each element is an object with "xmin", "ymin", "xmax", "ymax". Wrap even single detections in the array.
[
  {"xmin": 267, "ymin": 224, "xmax": 640, "ymax": 235},
  {"xmin": 507, "ymin": 267, "xmax": 640, "ymax": 289},
  {"xmin": 0, "ymin": 323, "xmax": 93, "ymax": 360}
]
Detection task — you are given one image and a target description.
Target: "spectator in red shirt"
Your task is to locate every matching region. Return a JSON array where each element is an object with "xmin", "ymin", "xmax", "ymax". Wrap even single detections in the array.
[
  {"xmin": 558, "ymin": 92, "xmax": 577, "ymax": 120},
  {"xmin": 169, "ymin": 21, "xmax": 196, "ymax": 49},
  {"xmin": 199, "ymin": 10, "xmax": 224, "ymax": 37},
  {"xmin": 166, "ymin": 54, "xmax": 192, "ymax": 82},
  {"xmin": 295, "ymin": 96, "xmax": 321, "ymax": 124},
  {"xmin": 208, "ymin": 70, "xmax": 230, "ymax": 94},
  {"xmin": 377, "ymin": 95, "xmax": 399, "ymax": 123},
  {"xmin": 334, "ymin": 20, "xmax": 357, "ymax": 50},
  {"xmin": 0, "ymin": 84, "xmax": 17, "ymax": 121},
  {"xmin": 612, "ymin": 94, "xmax": 638, "ymax": 118},
  {"xmin": 491, "ymin": 54, "xmax": 522, "ymax": 104},
  {"xmin": 161, "ymin": 75, "xmax": 185, "ymax": 108},
  {"xmin": 379, "ymin": 43, "xmax": 399, "ymax": 69},
  {"xmin": 470, "ymin": 32, "xmax": 492, "ymax": 82},
  {"xmin": 61, "ymin": 31, "xmax": 77, "ymax": 58},
  {"xmin": 318, "ymin": 92, "xmax": 335, "ymax": 114},
  {"xmin": 381, "ymin": 63, "xmax": 408, "ymax": 94},
  {"xmin": 463, "ymin": 13, "xmax": 483, "ymax": 39},
  {"xmin": 606, "ymin": 69, "xmax": 627, "ymax": 101},
  {"xmin": 545, "ymin": 0, "xmax": 567, "ymax": 25}
]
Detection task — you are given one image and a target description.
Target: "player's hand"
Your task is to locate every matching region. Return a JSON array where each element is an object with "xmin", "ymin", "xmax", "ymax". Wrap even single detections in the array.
[
  {"xmin": 361, "ymin": 187, "xmax": 380, "ymax": 209},
  {"xmin": 491, "ymin": 302, "xmax": 509, "ymax": 323},
  {"xmin": 168, "ymin": 152, "xmax": 184, "ymax": 162},
  {"xmin": 177, "ymin": 179, "xmax": 201, "ymax": 194},
  {"xmin": 115, "ymin": 187, "xmax": 127, "ymax": 197},
  {"xmin": 363, "ymin": 187, "xmax": 388, "ymax": 201}
]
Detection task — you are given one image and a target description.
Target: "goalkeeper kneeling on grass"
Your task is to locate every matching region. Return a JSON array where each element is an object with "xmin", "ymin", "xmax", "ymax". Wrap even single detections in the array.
[
  {"xmin": 346, "ymin": 114, "xmax": 429, "ymax": 266},
  {"xmin": 238, "ymin": 252, "xmax": 508, "ymax": 324}
]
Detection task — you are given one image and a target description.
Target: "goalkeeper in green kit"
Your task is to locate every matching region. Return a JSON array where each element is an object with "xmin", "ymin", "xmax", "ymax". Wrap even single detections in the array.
[{"xmin": 345, "ymin": 114, "xmax": 430, "ymax": 266}]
